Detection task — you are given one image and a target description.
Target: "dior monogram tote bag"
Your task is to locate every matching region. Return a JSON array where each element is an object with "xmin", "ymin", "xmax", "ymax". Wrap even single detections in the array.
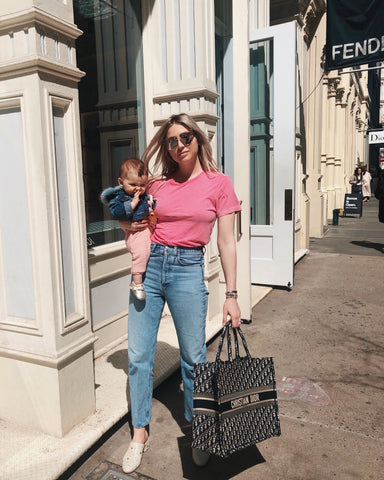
[{"xmin": 192, "ymin": 322, "xmax": 281, "ymax": 457}]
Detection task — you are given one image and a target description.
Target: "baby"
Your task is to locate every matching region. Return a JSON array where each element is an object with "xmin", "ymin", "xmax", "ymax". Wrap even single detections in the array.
[{"xmin": 100, "ymin": 158, "xmax": 156, "ymax": 300}]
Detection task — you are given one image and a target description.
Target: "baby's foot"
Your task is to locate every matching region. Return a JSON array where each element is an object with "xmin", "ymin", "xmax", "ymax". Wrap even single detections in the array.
[{"xmin": 130, "ymin": 281, "xmax": 145, "ymax": 300}]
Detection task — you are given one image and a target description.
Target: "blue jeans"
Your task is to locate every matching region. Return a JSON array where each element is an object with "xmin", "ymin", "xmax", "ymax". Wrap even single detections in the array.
[{"xmin": 128, "ymin": 243, "xmax": 209, "ymax": 428}]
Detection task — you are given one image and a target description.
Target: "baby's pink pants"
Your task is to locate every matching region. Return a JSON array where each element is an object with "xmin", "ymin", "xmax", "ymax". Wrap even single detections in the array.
[{"xmin": 125, "ymin": 228, "xmax": 151, "ymax": 275}]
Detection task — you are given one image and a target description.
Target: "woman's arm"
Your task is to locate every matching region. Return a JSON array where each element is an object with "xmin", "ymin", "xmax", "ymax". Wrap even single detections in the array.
[
  {"xmin": 119, "ymin": 217, "xmax": 150, "ymax": 233},
  {"xmin": 217, "ymin": 213, "xmax": 241, "ymax": 328}
]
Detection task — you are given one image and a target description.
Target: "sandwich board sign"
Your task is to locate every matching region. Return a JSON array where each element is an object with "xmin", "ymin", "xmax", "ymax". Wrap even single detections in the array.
[{"xmin": 343, "ymin": 193, "xmax": 363, "ymax": 217}]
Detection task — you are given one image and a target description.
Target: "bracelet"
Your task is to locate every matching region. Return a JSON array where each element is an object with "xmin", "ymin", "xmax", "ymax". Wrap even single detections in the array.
[{"xmin": 225, "ymin": 290, "xmax": 238, "ymax": 299}]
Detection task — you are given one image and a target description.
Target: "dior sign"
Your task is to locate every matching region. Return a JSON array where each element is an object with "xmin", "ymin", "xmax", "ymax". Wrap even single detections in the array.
[{"xmin": 368, "ymin": 131, "xmax": 384, "ymax": 145}]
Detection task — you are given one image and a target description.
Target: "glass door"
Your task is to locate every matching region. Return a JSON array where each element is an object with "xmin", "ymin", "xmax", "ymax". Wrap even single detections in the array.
[{"xmin": 250, "ymin": 21, "xmax": 297, "ymax": 288}]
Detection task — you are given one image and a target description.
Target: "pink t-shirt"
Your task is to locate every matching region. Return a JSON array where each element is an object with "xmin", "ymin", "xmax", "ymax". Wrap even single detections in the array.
[{"xmin": 147, "ymin": 171, "xmax": 241, "ymax": 247}]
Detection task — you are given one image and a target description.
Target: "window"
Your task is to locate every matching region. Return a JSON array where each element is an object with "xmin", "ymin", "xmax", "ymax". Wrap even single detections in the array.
[
  {"xmin": 52, "ymin": 105, "xmax": 77, "ymax": 317},
  {"xmin": 215, "ymin": 0, "xmax": 233, "ymax": 177},
  {"xmin": 73, "ymin": 0, "xmax": 145, "ymax": 247},
  {"xmin": 250, "ymin": 39, "xmax": 274, "ymax": 225}
]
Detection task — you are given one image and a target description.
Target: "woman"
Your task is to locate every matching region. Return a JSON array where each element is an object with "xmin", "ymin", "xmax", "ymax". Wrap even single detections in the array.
[
  {"xmin": 120, "ymin": 113, "xmax": 242, "ymax": 473},
  {"xmin": 349, "ymin": 166, "xmax": 363, "ymax": 194},
  {"xmin": 362, "ymin": 165, "xmax": 372, "ymax": 202}
]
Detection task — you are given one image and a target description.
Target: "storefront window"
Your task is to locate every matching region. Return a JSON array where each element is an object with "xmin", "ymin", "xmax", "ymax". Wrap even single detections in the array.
[
  {"xmin": 73, "ymin": 0, "xmax": 145, "ymax": 247},
  {"xmin": 250, "ymin": 39, "xmax": 274, "ymax": 225},
  {"xmin": 215, "ymin": 0, "xmax": 233, "ymax": 177}
]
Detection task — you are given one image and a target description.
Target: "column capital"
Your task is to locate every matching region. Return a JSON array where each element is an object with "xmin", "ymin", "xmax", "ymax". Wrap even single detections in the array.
[
  {"xmin": 0, "ymin": 6, "xmax": 84, "ymax": 83},
  {"xmin": 336, "ymin": 87, "xmax": 346, "ymax": 105},
  {"xmin": 326, "ymin": 77, "xmax": 340, "ymax": 98}
]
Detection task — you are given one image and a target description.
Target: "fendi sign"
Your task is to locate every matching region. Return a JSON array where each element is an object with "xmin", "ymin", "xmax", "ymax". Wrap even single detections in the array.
[{"xmin": 325, "ymin": 0, "xmax": 384, "ymax": 71}]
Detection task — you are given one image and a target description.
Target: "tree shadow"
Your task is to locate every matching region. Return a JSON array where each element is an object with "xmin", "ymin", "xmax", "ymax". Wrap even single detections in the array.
[
  {"xmin": 317, "ymin": 318, "xmax": 384, "ymax": 392},
  {"xmin": 107, "ymin": 341, "xmax": 181, "ymax": 413},
  {"xmin": 350, "ymin": 240, "xmax": 384, "ymax": 253}
]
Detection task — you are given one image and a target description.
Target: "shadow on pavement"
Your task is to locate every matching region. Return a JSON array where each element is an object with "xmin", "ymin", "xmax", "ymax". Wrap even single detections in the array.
[
  {"xmin": 350, "ymin": 240, "xmax": 384, "ymax": 253},
  {"xmin": 177, "ymin": 434, "xmax": 265, "ymax": 480},
  {"xmin": 153, "ymin": 370, "xmax": 266, "ymax": 480},
  {"xmin": 107, "ymin": 341, "xmax": 182, "ymax": 407}
]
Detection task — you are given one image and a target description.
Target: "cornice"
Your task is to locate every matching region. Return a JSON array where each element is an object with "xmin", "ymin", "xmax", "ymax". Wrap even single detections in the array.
[
  {"xmin": 302, "ymin": 0, "xmax": 326, "ymax": 47},
  {"xmin": 153, "ymin": 87, "xmax": 220, "ymax": 103},
  {"xmin": 154, "ymin": 112, "xmax": 220, "ymax": 127},
  {"xmin": 0, "ymin": 6, "xmax": 82, "ymax": 39},
  {"xmin": 0, "ymin": 55, "xmax": 85, "ymax": 82}
]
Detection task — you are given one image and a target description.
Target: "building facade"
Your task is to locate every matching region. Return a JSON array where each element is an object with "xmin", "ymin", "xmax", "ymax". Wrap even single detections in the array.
[{"xmin": 0, "ymin": 0, "xmax": 369, "ymax": 437}]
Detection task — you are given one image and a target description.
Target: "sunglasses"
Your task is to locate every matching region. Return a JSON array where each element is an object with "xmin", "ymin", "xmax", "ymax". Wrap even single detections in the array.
[{"xmin": 165, "ymin": 131, "xmax": 195, "ymax": 150}]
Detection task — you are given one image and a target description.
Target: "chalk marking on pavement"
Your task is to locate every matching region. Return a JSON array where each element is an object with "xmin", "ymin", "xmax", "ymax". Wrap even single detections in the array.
[{"xmin": 280, "ymin": 413, "xmax": 384, "ymax": 442}]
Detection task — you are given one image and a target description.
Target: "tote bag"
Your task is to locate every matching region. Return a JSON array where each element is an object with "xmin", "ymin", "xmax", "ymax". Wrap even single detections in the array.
[{"xmin": 192, "ymin": 322, "xmax": 281, "ymax": 457}]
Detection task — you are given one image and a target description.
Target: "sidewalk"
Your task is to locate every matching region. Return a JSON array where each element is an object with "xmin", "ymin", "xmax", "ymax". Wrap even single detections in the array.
[
  {"xmin": 0, "ymin": 260, "xmax": 270, "ymax": 479},
  {"xmin": 3, "ymin": 199, "xmax": 384, "ymax": 480},
  {"xmin": 59, "ymin": 198, "xmax": 383, "ymax": 480}
]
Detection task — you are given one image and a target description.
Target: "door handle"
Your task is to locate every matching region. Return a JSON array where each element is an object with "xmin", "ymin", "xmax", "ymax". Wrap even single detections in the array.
[
  {"xmin": 285, "ymin": 189, "xmax": 292, "ymax": 221},
  {"xmin": 237, "ymin": 201, "xmax": 243, "ymax": 238}
]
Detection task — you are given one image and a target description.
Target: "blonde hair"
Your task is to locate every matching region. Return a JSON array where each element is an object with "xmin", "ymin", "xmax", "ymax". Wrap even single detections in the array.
[{"xmin": 142, "ymin": 113, "xmax": 219, "ymax": 178}]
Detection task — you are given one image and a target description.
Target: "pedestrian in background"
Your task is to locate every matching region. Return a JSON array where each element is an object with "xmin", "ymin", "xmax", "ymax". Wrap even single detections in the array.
[
  {"xmin": 118, "ymin": 113, "xmax": 242, "ymax": 473},
  {"xmin": 362, "ymin": 165, "xmax": 372, "ymax": 202},
  {"xmin": 349, "ymin": 166, "xmax": 363, "ymax": 194}
]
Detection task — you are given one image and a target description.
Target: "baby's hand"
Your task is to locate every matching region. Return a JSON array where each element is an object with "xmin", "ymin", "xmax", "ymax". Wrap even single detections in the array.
[
  {"xmin": 149, "ymin": 210, "xmax": 157, "ymax": 228},
  {"xmin": 131, "ymin": 190, "xmax": 141, "ymax": 210}
]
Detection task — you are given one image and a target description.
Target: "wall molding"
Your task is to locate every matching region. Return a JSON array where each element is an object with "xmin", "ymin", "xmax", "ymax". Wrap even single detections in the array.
[
  {"xmin": 0, "ymin": 333, "xmax": 96, "ymax": 369},
  {"xmin": 153, "ymin": 87, "xmax": 219, "ymax": 103},
  {"xmin": 0, "ymin": 56, "xmax": 85, "ymax": 82}
]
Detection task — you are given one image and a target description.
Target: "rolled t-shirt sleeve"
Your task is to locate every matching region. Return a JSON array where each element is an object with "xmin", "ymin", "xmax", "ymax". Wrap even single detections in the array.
[{"xmin": 215, "ymin": 175, "xmax": 242, "ymax": 217}]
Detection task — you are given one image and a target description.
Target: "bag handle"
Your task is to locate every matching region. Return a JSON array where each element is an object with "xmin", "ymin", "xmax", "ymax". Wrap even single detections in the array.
[
  {"xmin": 235, "ymin": 325, "xmax": 252, "ymax": 359},
  {"xmin": 232, "ymin": 327, "xmax": 240, "ymax": 358},
  {"xmin": 216, "ymin": 321, "xmax": 252, "ymax": 361},
  {"xmin": 216, "ymin": 322, "xmax": 233, "ymax": 362}
]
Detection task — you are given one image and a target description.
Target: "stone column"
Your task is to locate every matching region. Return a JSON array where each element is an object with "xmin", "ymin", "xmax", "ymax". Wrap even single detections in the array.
[
  {"xmin": 320, "ymin": 77, "xmax": 329, "ymax": 226},
  {"xmin": 0, "ymin": 0, "xmax": 96, "ymax": 436},
  {"xmin": 334, "ymin": 86, "xmax": 346, "ymax": 207},
  {"xmin": 234, "ymin": 0, "xmax": 252, "ymax": 320},
  {"xmin": 325, "ymin": 76, "xmax": 339, "ymax": 217}
]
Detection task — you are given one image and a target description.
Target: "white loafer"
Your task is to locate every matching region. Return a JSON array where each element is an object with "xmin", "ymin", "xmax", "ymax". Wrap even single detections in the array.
[
  {"xmin": 192, "ymin": 447, "xmax": 210, "ymax": 467},
  {"xmin": 122, "ymin": 439, "xmax": 149, "ymax": 473}
]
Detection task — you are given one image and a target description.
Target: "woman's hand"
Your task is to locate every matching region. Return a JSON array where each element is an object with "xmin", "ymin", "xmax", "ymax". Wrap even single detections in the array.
[
  {"xmin": 223, "ymin": 298, "xmax": 241, "ymax": 328},
  {"xmin": 119, "ymin": 218, "xmax": 149, "ymax": 233}
]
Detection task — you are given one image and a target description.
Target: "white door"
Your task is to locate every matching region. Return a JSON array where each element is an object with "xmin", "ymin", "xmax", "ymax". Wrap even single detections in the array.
[{"xmin": 249, "ymin": 21, "xmax": 296, "ymax": 288}]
